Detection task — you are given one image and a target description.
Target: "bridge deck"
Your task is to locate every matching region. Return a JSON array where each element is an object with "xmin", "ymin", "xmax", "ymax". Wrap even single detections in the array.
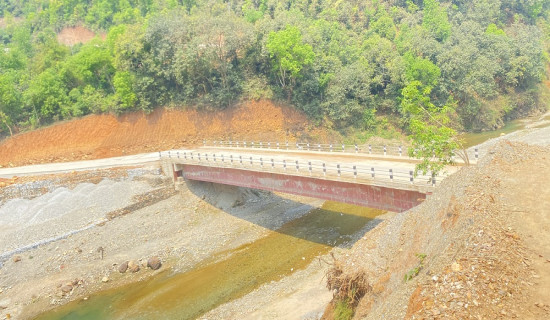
[{"xmin": 163, "ymin": 148, "xmax": 460, "ymax": 212}]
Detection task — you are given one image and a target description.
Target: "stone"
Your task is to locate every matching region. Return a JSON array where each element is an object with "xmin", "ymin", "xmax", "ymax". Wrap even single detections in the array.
[
  {"xmin": 128, "ymin": 260, "xmax": 140, "ymax": 273},
  {"xmin": 0, "ymin": 298, "xmax": 9, "ymax": 309},
  {"xmin": 101, "ymin": 277, "xmax": 109, "ymax": 283},
  {"xmin": 60, "ymin": 285, "xmax": 72, "ymax": 294},
  {"xmin": 147, "ymin": 256, "xmax": 162, "ymax": 270},
  {"xmin": 12, "ymin": 256, "xmax": 21, "ymax": 263},
  {"xmin": 451, "ymin": 262, "xmax": 462, "ymax": 272},
  {"xmin": 118, "ymin": 261, "xmax": 129, "ymax": 273}
]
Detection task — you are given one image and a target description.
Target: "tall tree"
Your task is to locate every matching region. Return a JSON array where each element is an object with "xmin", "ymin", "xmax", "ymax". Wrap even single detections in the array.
[{"xmin": 266, "ymin": 25, "xmax": 315, "ymax": 100}]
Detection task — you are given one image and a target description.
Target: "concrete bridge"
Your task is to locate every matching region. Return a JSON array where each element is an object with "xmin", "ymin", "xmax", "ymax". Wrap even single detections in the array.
[{"xmin": 161, "ymin": 143, "xmax": 463, "ymax": 212}]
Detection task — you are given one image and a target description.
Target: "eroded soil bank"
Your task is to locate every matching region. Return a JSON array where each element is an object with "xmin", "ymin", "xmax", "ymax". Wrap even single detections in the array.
[
  {"xmin": 0, "ymin": 101, "xmax": 330, "ymax": 168},
  {"xmin": 319, "ymin": 134, "xmax": 550, "ymax": 319}
]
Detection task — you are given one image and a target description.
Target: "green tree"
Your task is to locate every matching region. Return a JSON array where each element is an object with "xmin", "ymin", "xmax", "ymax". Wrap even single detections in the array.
[
  {"xmin": 266, "ymin": 25, "xmax": 315, "ymax": 100},
  {"xmin": 422, "ymin": 0, "xmax": 451, "ymax": 41},
  {"xmin": 401, "ymin": 80, "xmax": 461, "ymax": 175}
]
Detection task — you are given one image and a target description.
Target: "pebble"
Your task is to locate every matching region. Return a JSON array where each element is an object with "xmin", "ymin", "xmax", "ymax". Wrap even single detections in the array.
[
  {"xmin": 101, "ymin": 277, "xmax": 109, "ymax": 283},
  {"xmin": 12, "ymin": 256, "xmax": 21, "ymax": 263},
  {"xmin": 451, "ymin": 262, "xmax": 462, "ymax": 272}
]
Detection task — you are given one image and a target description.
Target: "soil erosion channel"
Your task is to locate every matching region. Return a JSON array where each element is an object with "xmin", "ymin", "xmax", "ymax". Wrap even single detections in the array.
[{"xmin": 36, "ymin": 201, "xmax": 385, "ymax": 320}]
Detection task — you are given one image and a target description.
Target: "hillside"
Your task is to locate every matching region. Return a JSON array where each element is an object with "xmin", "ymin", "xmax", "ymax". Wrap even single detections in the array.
[
  {"xmin": 1, "ymin": 0, "xmax": 549, "ymax": 139},
  {"xmin": 0, "ymin": 100, "xmax": 328, "ymax": 167},
  {"xmin": 321, "ymin": 138, "xmax": 550, "ymax": 319}
]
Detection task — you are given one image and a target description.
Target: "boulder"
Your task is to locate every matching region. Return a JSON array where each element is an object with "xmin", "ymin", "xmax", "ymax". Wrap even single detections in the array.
[
  {"xmin": 147, "ymin": 256, "xmax": 162, "ymax": 270},
  {"xmin": 128, "ymin": 260, "xmax": 140, "ymax": 273},
  {"xmin": 60, "ymin": 285, "xmax": 73, "ymax": 294},
  {"xmin": 118, "ymin": 261, "xmax": 129, "ymax": 273}
]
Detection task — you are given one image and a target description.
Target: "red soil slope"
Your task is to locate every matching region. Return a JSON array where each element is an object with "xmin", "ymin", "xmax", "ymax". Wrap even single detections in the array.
[
  {"xmin": 57, "ymin": 26, "xmax": 104, "ymax": 46},
  {"xmin": 0, "ymin": 101, "xmax": 323, "ymax": 167}
]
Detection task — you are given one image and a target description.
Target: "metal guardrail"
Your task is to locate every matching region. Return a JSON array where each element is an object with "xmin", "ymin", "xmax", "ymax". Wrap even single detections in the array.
[
  {"xmin": 203, "ymin": 140, "xmax": 480, "ymax": 161},
  {"xmin": 160, "ymin": 150, "xmax": 440, "ymax": 191}
]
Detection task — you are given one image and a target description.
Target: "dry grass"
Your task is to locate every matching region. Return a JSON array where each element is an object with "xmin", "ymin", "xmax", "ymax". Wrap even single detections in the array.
[{"xmin": 325, "ymin": 255, "xmax": 371, "ymax": 305}]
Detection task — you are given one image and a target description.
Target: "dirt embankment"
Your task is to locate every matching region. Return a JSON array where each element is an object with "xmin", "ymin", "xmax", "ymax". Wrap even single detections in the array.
[
  {"xmin": 57, "ymin": 26, "xmax": 103, "ymax": 46},
  {"xmin": 0, "ymin": 101, "xmax": 327, "ymax": 167},
  {"xmin": 322, "ymin": 141, "xmax": 550, "ymax": 319}
]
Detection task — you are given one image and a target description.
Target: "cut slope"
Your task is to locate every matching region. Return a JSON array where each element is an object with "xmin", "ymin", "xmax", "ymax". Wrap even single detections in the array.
[
  {"xmin": 323, "ymin": 141, "xmax": 550, "ymax": 319},
  {"xmin": 0, "ymin": 100, "xmax": 322, "ymax": 167}
]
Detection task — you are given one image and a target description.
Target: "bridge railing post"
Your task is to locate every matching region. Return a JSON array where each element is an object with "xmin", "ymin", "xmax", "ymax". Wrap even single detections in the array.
[
  {"xmin": 271, "ymin": 158, "xmax": 274, "ymax": 170},
  {"xmin": 410, "ymin": 171, "xmax": 414, "ymax": 184},
  {"xmin": 369, "ymin": 145, "xmax": 372, "ymax": 154},
  {"xmin": 177, "ymin": 151, "xmax": 180, "ymax": 159},
  {"xmin": 432, "ymin": 173, "xmax": 436, "ymax": 186},
  {"xmin": 168, "ymin": 151, "xmax": 171, "ymax": 158},
  {"xmin": 205, "ymin": 153, "xmax": 208, "ymax": 161},
  {"xmin": 355, "ymin": 144, "xmax": 358, "ymax": 153},
  {"xmin": 198, "ymin": 153, "xmax": 201, "ymax": 161},
  {"xmin": 283, "ymin": 159, "xmax": 287, "ymax": 171},
  {"xmin": 230, "ymin": 154, "xmax": 233, "ymax": 163},
  {"xmin": 330, "ymin": 144, "xmax": 333, "ymax": 152},
  {"xmin": 384, "ymin": 145, "xmax": 387, "ymax": 156},
  {"xmin": 221, "ymin": 154, "xmax": 224, "ymax": 162},
  {"xmin": 277, "ymin": 142, "xmax": 280, "ymax": 149},
  {"xmin": 371, "ymin": 167, "xmax": 375, "ymax": 178},
  {"xmin": 337, "ymin": 164, "xmax": 341, "ymax": 177},
  {"xmin": 342, "ymin": 144, "xmax": 345, "ymax": 152},
  {"xmin": 307, "ymin": 142, "xmax": 310, "ymax": 151},
  {"xmin": 296, "ymin": 160, "xmax": 299, "ymax": 172},
  {"xmin": 389, "ymin": 168, "xmax": 393, "ymax": 182},
  {"xmin": 308, "ymin": 161, "xmax": 312, "ymax": 176},
  {"xmin": 158, "ymin": 151, "xmax": 162, "ymax": 159},
  {"xmin": 286, "ymin": 141, "xmax": 289, "ymax": 150},
  {"xmin": 323, "ymin": 163, "xmax": 326, "ymax": 176},
  {"xmin": 399, "ymin": 146, "xmax": 403, "ymax": 157},
  {"xmin": 251, "ymin": 141, "xmax": 255, "ymax": 148},
  {"xmin": 250, "ymin": 156, "xmax": 253, "ymax": 165},
  {"xmin": 260, "ymin": 157, "xmax": 263, "ymax": 168},
  {"xmin": 475, "ymin": 148, "xmax": 479, "ymax": 160},
  {"xmin": 318, "ymin": 143, "xmax": 321, "ymax": 152},
  {"xmin": 184, "ymin": 152, "xmax": 187, "ymax": 160},
  {"xmin": 353, "ymin": 165, "xmax": 357, "ymax": 178},
  {"xmin": 203, "ymin": 139, "xmax": 206, "ymax": 146},
  {"xmin": 213, "ymin": 154, "xmax": 216, "ymax": 162},
  {"xmin": 190, "ymin": 152, "xmax": 193, "ymax": 160}
]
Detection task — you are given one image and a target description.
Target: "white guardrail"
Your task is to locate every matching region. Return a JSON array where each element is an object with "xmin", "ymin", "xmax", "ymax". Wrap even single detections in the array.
[
  {"xmin": 160, "ymin": 150, "xmax": 441, "ymax": 190},
  {"xmin": 203, "ymin": 140, "xmax": 480, "ymax": 161}
]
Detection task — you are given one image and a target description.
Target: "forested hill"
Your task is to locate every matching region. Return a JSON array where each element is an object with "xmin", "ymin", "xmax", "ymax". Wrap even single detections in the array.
[{"xmin": 0, "ymin": 0, "xmax": 549, "ymax": 138}]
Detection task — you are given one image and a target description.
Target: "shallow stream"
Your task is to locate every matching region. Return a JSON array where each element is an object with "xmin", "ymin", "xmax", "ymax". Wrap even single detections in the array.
[{"xmin": 35, "ymin": 202, "xmax": 385, "ymax": 320}]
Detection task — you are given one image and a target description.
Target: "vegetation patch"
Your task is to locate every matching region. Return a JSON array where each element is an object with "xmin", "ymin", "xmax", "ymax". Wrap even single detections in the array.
[
  {"xmin": 404, "ymin": 253, "xmax": 427, "ymax": 282},
  {"xmin": 326, "ymin": 256, "xmax": 372, "ymax": 319}
]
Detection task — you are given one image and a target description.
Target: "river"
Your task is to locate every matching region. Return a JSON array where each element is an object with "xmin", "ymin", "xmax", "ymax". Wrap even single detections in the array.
[{"xmin": 35, "ymin": 202, "xmax": 384, "ymax": 320}]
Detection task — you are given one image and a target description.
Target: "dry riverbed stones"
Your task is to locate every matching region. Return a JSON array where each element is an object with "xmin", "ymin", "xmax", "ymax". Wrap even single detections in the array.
[{"xmin": 118, "ymin": 256, "xmax": 161, "ymax": 274}]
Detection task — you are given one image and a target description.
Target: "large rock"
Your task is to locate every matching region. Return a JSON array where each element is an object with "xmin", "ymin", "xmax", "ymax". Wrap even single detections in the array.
[
  {"xmin": 147, "ymin": 256, "xmax": 162, "ymax": 270},
  {"xmin": 60, "ymin": 285, "xmax": 73, "ymax": 294},
  {"xmin": 128, "ymin": 260, "xmax": 140, "ymax": 273},
  {"xmin": 118, "ymin": 261, "xmax": 128, "ymax": 273}
]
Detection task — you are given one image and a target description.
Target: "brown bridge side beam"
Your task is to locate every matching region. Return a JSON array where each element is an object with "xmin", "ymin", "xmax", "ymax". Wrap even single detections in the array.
[{"xmin": 178, "ymin": 164, "xmax": 426, "ymax": 213}]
